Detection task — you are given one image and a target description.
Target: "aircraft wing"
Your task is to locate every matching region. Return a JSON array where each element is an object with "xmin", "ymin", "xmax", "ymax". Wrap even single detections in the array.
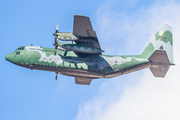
[
  {"xmin": 73, "ymin": 15, "xmax": 102, "ymax": 50},
  {"xmin": 73, "ymin": 15, "xmax": 96, "ymax": 37},
  {"xmin": 55, "ymin": 15, "xmax": 104, "ymax": 55},
  {"xmin": 73, "ymin": 15, "xmax": 101, "ymax": 49},
  {"xmin": 75, "ymin": 77, "xmax": 92, "ymax": 85}
]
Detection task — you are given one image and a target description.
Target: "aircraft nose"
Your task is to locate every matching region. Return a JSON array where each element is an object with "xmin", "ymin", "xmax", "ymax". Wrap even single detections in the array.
[{"xmin": 5, "ymin": 53, "xmax": 13, "ymax": 62}]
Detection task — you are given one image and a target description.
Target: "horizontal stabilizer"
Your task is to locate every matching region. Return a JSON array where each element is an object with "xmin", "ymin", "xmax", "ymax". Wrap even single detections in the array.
[
  {"xmin": 149, "ymin": 66, "xmax": 169, "ymax": 77},
  {"xmin": 149, "ymin": 50, "xmax": 170, "ymax": 64},
  {"xmin": 148, "ymin": 50, "xmax": 174, "ymax": 78},
  {"xmin": 75, "ymin": 77, "xmax": 92, "ymax": 85}
]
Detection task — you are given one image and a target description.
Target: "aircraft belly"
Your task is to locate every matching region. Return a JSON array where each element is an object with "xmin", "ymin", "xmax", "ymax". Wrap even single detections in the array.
[
  {"xmin": 18, "ymin": 61, "xmax": 151, "ymax": 79},
  {"xmin": 58, "ymin": 68, "xmax": 104, "ymax": 78},
  {"xmin": 105, "ymin": 62, "xmax": 151, "ymax": 78},
  {"xmin": 19, "ymin": 63, "xmax": 105, "ymax": 78}
]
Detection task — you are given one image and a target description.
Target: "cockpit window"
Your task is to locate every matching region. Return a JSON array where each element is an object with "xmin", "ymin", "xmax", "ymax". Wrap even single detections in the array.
[
  {"xmin": 17, "ymin": 46, "xmax": 25, "ymax": 50},
  {"xmin": 16, "ymin": 51, "xmax": 20, "ymax": 55}
]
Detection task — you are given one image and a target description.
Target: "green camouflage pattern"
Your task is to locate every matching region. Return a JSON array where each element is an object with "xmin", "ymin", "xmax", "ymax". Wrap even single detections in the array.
[
  {"xmin": 140, "ymin": 25, "xmax": 173, "ymax": 63},
  {"xmin": 61, "ymin": 43, "xmax": 104, "ymax": 53},
  {"xmin": 5, "ymin": 25, "xmax": 174, "ymax": 79}
]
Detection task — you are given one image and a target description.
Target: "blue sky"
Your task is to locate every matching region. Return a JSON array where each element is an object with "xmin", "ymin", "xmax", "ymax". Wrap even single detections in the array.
[{"xmin": 1, "ymin": 0, "xmax": 180, "ymax": 120}]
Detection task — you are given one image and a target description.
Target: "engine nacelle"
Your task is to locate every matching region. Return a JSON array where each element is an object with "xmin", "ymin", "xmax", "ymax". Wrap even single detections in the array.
[
  {"xmin": 61, "ymin": 44, "xmax": 104, "ymax": 54},
  {"xmin": 53, "ymin": 32, "xmax": 78, "ymax": 41}
]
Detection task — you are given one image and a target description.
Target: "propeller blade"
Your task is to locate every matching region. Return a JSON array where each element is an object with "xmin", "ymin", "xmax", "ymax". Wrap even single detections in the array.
[
  {"xmin": 54, "ymin": 23, "xmax": 59, "ymax": 55},
  {"xmin": 54, "ymin": 45, "xmax": 58, "ymax": 55},
  {"xmin": 54, "ymin": 36, "xmax": 58, "ymax": 45},
  {"xmin": 55, "ymin": 72, "xmax": 58, "ymax": 80},
  {"xmin": 56, "ymin": 23, "xmax": 58, "ymax": 33}
]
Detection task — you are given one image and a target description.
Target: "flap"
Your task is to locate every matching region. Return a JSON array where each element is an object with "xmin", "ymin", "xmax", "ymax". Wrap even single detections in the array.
[{"xmin": 75, "ymin": 77, "xmax": 92, "ymax": 85}]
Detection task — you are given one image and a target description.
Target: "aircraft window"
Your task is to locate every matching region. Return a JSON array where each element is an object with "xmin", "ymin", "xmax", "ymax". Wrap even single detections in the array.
[
  {"xmin": 17, "ymin": 46, "xmax": 25, "ymax": 50},
  {"xmin": 16, "ymin": 51, "xmax": 20, "ymax": 55}
]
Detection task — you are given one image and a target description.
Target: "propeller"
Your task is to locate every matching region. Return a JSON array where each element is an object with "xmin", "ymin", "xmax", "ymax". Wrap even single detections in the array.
[
  {"xmin": 53, "ymin": 24, "xmax": 59, "ymax": 80},
  {"xmin": 54, "ymin": 23, "xmax": 59, "ymax": 55}
]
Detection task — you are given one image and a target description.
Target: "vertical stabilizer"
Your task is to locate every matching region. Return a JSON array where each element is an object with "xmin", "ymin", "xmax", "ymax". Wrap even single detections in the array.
[
  {"xmin": 141, "ymin": 25, "xmax": 174, "ymax": 77},
  {"xmin": 141, "ymin": 24, "xmax": 173, "ymax": 64}
]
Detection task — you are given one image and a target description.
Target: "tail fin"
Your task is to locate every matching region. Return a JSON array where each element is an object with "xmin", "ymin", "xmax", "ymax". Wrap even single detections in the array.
[{"xmin": 141, "ymin": 24, "xmax": 174, "ymax": 77}]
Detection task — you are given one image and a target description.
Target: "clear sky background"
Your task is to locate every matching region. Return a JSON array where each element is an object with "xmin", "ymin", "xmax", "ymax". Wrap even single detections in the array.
[{"xmin": 1, "ymin": 0, "xmax": 180, "ymax": 120}]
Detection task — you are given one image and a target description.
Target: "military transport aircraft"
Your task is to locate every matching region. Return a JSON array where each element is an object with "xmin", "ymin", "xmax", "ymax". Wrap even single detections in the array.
[{"xmin": 5, "ymin": 15, "xmax": 174, "ymax": 85}]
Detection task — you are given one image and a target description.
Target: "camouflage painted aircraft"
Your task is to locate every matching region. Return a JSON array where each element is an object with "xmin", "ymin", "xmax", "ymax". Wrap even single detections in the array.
[{"xmin": 5, "ymin": 15, "xmax": 174, "ymax": 85}]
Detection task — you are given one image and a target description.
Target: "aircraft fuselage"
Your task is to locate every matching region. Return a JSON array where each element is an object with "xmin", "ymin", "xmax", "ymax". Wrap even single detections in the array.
[{"xmin": 5, "ymin": 46, "xmax": 150, "ymax": 79}]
